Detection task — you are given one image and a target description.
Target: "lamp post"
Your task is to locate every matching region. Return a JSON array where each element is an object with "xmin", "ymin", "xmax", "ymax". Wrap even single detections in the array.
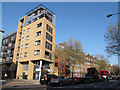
[
  {"xmin": 106, "ymin": 13, "xmax": 120, "ymax": 68},
  {"xmin": 107, "ymin": 13, "xmax": 120, "ymax": 18}
]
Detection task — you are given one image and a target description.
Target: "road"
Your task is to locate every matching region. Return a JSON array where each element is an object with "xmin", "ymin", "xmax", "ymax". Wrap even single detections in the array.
[{"xmin": 2, "ymin": 80, "xmax": 120, "ymax": 90}]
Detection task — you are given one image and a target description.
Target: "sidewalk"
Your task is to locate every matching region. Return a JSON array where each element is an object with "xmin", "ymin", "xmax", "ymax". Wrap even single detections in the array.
[{"xmin": 2, "ymin": 79, "xmax": 40, "ymax": 87}]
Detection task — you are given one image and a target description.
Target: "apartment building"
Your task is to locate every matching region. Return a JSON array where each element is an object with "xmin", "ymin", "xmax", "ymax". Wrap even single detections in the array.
[
  {"xmin": 0, "ymin": 29, "xmax": 5, "ymax": 79},
  {"xmin": 13, "ymin": 4, "xmax": 56, "ymax": 80},
  {"xmin": 0, "ymin": 29, "xmax": 4, "ymax": 52},
  {"xmin": 72, "ymin": 54, "xmax": 99, "ymax": 77},
  {"xmin": 0, "ymin": 30, "xmax": 17, "ymax": 79}
]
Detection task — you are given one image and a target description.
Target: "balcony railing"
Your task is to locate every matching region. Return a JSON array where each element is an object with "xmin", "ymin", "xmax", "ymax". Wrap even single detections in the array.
[{"xmin": 45, "ymin": 55, "xmax": 51, "ymax": 60}]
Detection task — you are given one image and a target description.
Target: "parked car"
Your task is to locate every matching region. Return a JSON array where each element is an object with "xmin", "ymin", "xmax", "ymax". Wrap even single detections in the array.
[
  {"xmin": 112, "ymin": 75, "xmax": 120, "ymax": 80},
  {"xmin": 40, "ymin": 74, "xmax": 57, "ymax": 84},
  {"xmin": 50, "ymin": 76, "xmax": 72, "ymax": 86},
  {"xmin": 71, "ymin": 77, "xmax": 81, "ymax": 84},
  {"xmin": 99, "ymin": 70, "xmax": 109, "ymax": 81},
  {"xmin": 108, "ymin": 76, "xmax": 112, "ymax": 80}
]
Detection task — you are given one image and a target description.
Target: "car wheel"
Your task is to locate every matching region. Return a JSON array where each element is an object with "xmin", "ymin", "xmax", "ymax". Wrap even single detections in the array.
[{"xmin": 59, "ymin": 82, "xmax": 63, "ymax": 86}]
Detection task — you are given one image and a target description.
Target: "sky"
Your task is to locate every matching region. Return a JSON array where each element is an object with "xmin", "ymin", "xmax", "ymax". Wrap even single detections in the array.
[{"xmin": 2, "ymin": 2, "xmax": 119, "ymax": 66}]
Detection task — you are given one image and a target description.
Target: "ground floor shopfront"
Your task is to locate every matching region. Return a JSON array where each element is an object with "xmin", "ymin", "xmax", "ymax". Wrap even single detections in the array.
[{"xmin": 16, "ymin": 60, "xmax": 56, "ymax": 80}]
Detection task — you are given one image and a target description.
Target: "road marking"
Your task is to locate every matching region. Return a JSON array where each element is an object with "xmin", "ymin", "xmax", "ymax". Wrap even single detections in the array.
[{"xmin": 2, "ymin": 82, "xmax": 14, "ymax": 86}]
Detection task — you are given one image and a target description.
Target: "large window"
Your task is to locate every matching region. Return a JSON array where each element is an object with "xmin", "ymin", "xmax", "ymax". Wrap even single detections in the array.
[
  {"xmin": 22, "ymin": 37, "xmax": 24, "ymax": 42},
  {"xmin": 46, "ymin": 24, "xmax": 53, "ymax": 34},
  {"xmin": 37, "ymin": 23, "xmax": 42, "ymax": 28},
  {"xmin": 24, "ymin": 52, "xmax": 27, "ymax": 57},
  {"xmin": 46, "ymin": 33, "xmax": 52, "ymax": 42},
  {"xmin": 25, "ymin": 44, "xmax": 28, "ymax": 48},
  {"xmin": 45, "ymin": 41, "xmax": 52, "ymax": 50},
  {"xmin": 20, "ymin": 53, "xmax": 22, "ymax": 58},
  {"xmin": 35, "ymin": 40, "xmax": 40, "ymax": 45},
  {"xmin": 36, "ymin": 31, "xmax": 41, "ymax": 36},
  {"xmin": 34, "ymin": 50, "xmax": 40, "ymax": 55},
  {"xmin": 21, "ymin": 45, "xmax": 23, "ymax": 50},
  {"xmin": 27, "ymin": 28, "xmax": 30, "ymax": 32},
  {"xmin": 45, "ymin": 51, "xmax": 52, "ymax": 60},
  {"xmin": 26, "ymin": 35, "xmax": 29, "ymax": 40},
  {"xmin": 23, "ymin": 30, "xmax": 25, "ymax": 34}
]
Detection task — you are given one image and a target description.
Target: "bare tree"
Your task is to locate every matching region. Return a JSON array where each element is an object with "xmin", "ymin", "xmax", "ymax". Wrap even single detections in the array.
[{"xmin": 104, "ymin": 22, "xmax": 120, "ymax": 56}]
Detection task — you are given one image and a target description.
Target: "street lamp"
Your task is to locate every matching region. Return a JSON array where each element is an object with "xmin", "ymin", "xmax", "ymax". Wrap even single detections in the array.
[{"xmin": 107, "ymin": 13, "xmax": 120, "ymax": 18}]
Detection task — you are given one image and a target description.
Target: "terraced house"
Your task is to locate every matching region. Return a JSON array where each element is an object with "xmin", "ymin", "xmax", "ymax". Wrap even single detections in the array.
[
  {"xmin": 13, "ymin": 4, "xmax": 56, "ymax": 80},
  {"xmin": 0, "ymin": 30, "xmax": 17, "ymax": 79}
]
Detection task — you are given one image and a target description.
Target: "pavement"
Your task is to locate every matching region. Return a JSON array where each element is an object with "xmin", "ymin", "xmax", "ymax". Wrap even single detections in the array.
[{"xmin": 1, "ymin": 79, "xmax": 41, "ymax": 87}]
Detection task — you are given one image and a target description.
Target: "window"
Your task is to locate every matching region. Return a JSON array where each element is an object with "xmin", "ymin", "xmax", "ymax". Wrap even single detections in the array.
[
  {"xmin": 21, "ymin": 45, "xmax": 23, "ymax": 50},
  {"xmin": 62, "ymin": 67, "xmax": 63, "ymax": 71},
  {"xmin": 2, "ymin": 46, "xmax": 4, "ymax": 49},
  {"xmin": 7, "ymin": 57, "xmax": 9, "ymax": 61},
  {"xmin": 34, "ymin": 18, "xmax": 37, "ymax": 21},
  {"xmin": 38, "ymin": 16, "xmax": 41, "ymax": 19},
  {"xmin": 11, "ymin": 36, "xmax": 14, "ymax": 41},
  {"xmin": 45, "ymin": 51, "xmax": 52, "ymax": 59},
  {"xmin": 46, "ymin": 24, "xmax": 53, "ymax": 34},
  {"xmin": 16, "ymin": 56, "xmax": 19, "ymax": 61},
  {"xmin": 62, "ymin": 60, "xmax": 64, "ymax": 65},
  {"xmin": 45, "ymin": 41, "xmax": 52, "ymax": 50},
  {"xmin": 34, "ymin": 12, "xmax": 37, "ymax": 16},
  {"xmin": 8, "ymin": 43, "xmax": 12, "ymax": 47},
  {"xmin": 26, "ymin": 35, "xmax": 29, "ymax": 40},
  {"xmin": 22, "ymin": 64, "xmax": 28, "ymax": 70},
  {"xmin": 27, "ymin": 28, "xmax": 30, "ymax": 32},
  {"xmin": 24, "ymin": 52, "xmax": 27, "ymax": 57},
  {"xmin": 34, "ymin": 50, "xmax": 40, "ymax": 55},
  {"xmin": 22, "ymin": 37, "xmax": 24, "ymax": 42},
  {"xmin": 46, "ymin": 33, "xmax": 52, "ymax": 42},
  {"xmin": 28, "ymin": 21, "xmax": 31, "ymax": 24},
  {"xmin": 35, "ymin": 40, "xmax": 40, "ymax": 45},
  {"xmin": 25, "ymin": 44, "xmax": 28, "ymax": 48},
  {"xmin": 36, "ymin": 31, "xmax": 41, "ymax": 36},
  {"xmin": 7, "ymin": 50, "xmax": 11, "ymax": 54},
  {"xmin": 37, "ymin": 23, "xmax": 42, "ymax": 28},
  {"xmin": 23, "ymin": 30, "xmax": 25, "ymax": 34},
  {"xmin": 1, "ymin": 52, "xmax": 3, "ymax": 56},
  {"xmin": 3, "ymin": 40, "xmax": 5, "ymax": 44},
  {"xmin": 20, "ymin": 53, "xmax": 22, "ymax": 58}
]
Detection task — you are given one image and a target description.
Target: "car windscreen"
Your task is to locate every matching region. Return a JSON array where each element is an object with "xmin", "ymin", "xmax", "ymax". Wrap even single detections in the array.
[
  {"xmin": 60, "ymin": 77, "xmax": 65, "ymax": 79},
  {"xmin": 53, "ymin": 76, "xmax": 58, "ymax": 79},
  {"xmin": 105, "ymin": 71, "xmax": 109, "ymax": 75},
  {"xmin": 101, "ymin": 71, "xmax": 104, "ymax": 75}
]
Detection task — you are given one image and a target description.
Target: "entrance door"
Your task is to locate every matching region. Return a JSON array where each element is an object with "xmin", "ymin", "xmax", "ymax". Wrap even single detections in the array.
[{"xmin": 35, "ymin": 71, "xmax": 39, "ymax": 80}]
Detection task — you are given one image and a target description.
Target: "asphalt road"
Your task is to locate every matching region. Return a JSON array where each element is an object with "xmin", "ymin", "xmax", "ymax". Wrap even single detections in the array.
[{"xmin": 2, "ymin": 80, "xmax": 120, "ymax": 90}]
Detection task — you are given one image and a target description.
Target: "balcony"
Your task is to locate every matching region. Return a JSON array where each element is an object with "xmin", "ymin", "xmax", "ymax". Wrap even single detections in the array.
[{"xmin": 10, "ymin": 53, "xmax": 13, "ymax": 56}]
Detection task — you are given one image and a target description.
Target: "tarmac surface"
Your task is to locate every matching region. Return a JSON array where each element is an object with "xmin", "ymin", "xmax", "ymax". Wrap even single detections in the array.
[{"xmin": 1, "ymin": 79, "xmax": 120, "ymax": 90}]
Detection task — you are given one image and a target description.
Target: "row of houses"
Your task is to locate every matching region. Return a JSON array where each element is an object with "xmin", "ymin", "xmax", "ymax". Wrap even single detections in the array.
[{"xmin": 0, "ymin": 4, "xmax": 112, "ymax": 80}]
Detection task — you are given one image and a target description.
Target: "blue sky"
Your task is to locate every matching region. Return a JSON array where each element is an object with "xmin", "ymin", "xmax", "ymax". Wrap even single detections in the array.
[{"xmin": 2, "ymin": 2, "xmax": 118, "ymax": 65}]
